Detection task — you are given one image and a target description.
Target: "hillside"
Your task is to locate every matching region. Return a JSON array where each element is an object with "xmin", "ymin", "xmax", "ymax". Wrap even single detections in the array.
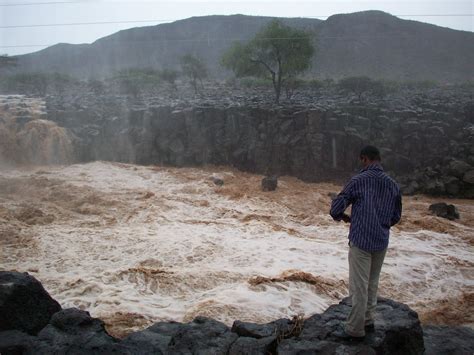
[{"xmin": 14, "ymin": 11, "xmax": 474, "ymax": 82}]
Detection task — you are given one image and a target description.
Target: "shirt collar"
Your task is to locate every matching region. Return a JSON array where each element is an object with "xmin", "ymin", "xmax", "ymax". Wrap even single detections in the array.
[{"xmin": 360, "ymin": 162, "xmax": 384, "ymax": 173}]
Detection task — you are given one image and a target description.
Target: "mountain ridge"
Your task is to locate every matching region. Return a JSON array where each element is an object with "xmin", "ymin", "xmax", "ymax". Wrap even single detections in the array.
[{"xmin": 13, "ymin": 11, "xmax": 474, "ymax": 82}]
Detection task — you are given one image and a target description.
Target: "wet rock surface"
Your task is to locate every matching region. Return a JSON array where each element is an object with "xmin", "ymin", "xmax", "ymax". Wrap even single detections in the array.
[
  {"xmin": 423, "ymin": 325, "xmax": 474, "ymax": 355},
  {"xmin": 1, "ymin": 271, "xmax": 473, "ymax": 354},
  {"xmin": 0, "ymin": 271, "xmax": 61, "ymax": 335},
  {"xmin": 429, "ymin": 202, "xmax": 460, "ymax": 220},
  {"xmin": 262, "ymin": 176, "xmax": 278, "ymax": 192},
  {"xmin": 278, "ymin": 297, "xmax": 425, "ymax": 355}
]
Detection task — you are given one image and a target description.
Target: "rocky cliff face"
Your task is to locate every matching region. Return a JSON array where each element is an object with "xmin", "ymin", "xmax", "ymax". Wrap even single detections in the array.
[{"xmin": 43, "ymin": 85, "xmax": 474, "ymax": 198}]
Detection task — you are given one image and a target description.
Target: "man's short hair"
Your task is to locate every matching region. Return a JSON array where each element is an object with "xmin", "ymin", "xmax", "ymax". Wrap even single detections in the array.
[{"xmin": 360, "ymin": 145, "xmax": 381, "ymax": 161}]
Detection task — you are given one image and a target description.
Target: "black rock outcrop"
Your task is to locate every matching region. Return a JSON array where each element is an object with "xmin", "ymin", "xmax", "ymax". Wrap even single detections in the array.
[
  {"xmin": 1, "ymin": 271, "xmax": 473, "ymax": 354},
  {"xmin": 423, "ymin": 325, "xmax": 474, "ymax": 355},
  {"xmin": 262, "ymin": 176, "xmax": 278, "ymax": 192},
  {"xmin": 429, "ymin": 202, "xmax": 460, "ymax": 220},
  {"xmin": 277, "ymin": 297, "xmax": 425, "ymax": 354},
  {"xmin": 0, "ymin": 271, "xmax": 61, "ymax": 335}
]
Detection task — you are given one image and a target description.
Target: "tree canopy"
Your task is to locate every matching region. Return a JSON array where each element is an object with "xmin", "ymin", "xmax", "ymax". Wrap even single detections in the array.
[
  {"xmin": 221, "ymin": 20, "xmax": 315, "ymax": 103},
  {"xmin": 180, "ymin": 54, "xmax": 207, "ymax": 94}
]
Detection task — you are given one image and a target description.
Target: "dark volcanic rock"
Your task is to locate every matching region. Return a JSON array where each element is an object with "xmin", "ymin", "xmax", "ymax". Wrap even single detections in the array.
[
  {"xmin": 0, "ymin": 271, "xmax": 61, "ymax": 335},
  {"xmin": 229, "ymin": 335, "xmax": 277, "ymax": 355},
  {"xmin": 262, "ymin": 176, "xmax": 278, "ymax": 191},
  {"xmin": 423, "ymin": 325, "xmax": 474, "ymax": 355},
  {"xmin": 211, "ymin": 176, "xmax": 224, "ymax": 186},
  {"xmin": 447, "ymin": 160, "xmax": 472, "ymax": 179},
  {"xmin": 429, "ymin": 202, "xmax": 460, "ymax": 220},
  {"xmin": 3, "ymin": 268, "xmax": 473, "ymax": 355},
  {"xmin": 121, "ymin": 321, "xmax": 184, "ymax": 354},
  {"xmin": 278, "ymin": 339, "xmax": 375, "ymax": 354},
  {"xmin": 35, "ymin": 308, "xmax": 119, "ymax": 353},
  {"xmin": 167, "ymin": 316, "xmax": 238, "ymax": 354},
  {"xmin": 463, "ymin": 170, "xmax": 474, "ymax": 184},
  {"xmin": 232, "ymin": 318, "xmax": 294, "ymax": 339},
  {"xmin": 278, "ymin": 297, "xmax": 425, "ymax": 355},
  {"xmin": 0, "ymin": 330, "xmax": 40, "ymax": 355}
]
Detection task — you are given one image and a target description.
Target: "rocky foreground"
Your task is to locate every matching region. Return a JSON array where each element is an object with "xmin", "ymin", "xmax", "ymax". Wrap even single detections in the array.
[{"xmin": 1, "ymin": 272, "xmax": 473, "ymax": 354}]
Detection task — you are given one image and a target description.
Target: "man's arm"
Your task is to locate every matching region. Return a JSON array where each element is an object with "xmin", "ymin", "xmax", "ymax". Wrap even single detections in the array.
[
  {"xmin": 390, "ymin": 191, "xmax": 402, "ymax": 226},
  {"xmin": 330, "ymin": 180, "xmax": 355, "ymax": 221}
]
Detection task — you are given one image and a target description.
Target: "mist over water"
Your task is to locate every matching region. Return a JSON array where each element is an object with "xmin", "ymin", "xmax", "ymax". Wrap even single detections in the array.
[{"xmin": 0, "ymin": 96, "xmax": 74, "ymax": 167}]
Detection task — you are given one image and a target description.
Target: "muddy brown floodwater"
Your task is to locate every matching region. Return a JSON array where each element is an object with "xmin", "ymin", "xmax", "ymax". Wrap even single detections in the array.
[{"xmin": 0, "ymin": 161, "xmax": 473, "ymax": 338}]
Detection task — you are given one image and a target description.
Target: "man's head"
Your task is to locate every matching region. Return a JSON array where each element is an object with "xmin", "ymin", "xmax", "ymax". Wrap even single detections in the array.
[{"xmin": 359, "ymin": 145, "xmax": 381, "ymax": 167}]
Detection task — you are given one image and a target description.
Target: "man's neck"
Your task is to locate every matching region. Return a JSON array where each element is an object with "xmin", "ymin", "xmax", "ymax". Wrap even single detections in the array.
[{"xmin": 361, "ymin": 161, "xmax": 382, "ymax": 171}]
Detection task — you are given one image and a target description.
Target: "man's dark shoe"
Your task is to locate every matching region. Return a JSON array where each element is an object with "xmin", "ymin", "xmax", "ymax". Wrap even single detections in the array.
[
  {"xmin": 333, "ymin": 329, "xmax": 365, "ymax": 342},
  {"xmin": 365, "ymin": 323, "xmax": 375, "ymax": 332}
]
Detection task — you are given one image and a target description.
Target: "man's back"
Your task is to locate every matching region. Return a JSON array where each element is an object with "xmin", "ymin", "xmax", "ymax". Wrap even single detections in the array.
[{"xmin": 330, "ymin": 163, "xmax": 401, "ymax": 252}]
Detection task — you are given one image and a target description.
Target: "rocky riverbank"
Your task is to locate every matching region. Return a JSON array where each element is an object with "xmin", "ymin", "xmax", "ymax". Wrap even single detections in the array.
[{"xmin": 2, "ymin": 271, "xmax": 473, "ymax": 354}]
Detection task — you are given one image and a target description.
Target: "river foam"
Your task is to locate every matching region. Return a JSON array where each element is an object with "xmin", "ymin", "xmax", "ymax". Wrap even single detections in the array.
[{"xmin": 1, "ymin": 161, "xmax": 473, "ymax": 337}]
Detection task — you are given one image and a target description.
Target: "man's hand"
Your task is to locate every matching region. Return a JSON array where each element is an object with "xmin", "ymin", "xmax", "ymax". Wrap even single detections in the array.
[{"xmin": 341, "ymin": 213, "xmax": 351, "ymax": 223}]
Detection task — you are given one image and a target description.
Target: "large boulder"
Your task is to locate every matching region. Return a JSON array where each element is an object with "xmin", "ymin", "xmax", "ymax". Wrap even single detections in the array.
[
  {"xmin": 232, "ymin": 318, "xmax": 294, "ymax": 339},
  {"xmin": 262, "ymin": 176, "xmax": 278, "ymax": 191},
  {"xmin": 166, "ymin": 316, "xmax": 238, "ymax": 354},
  {"xmin": 463, "ymin": 170, "xmax": 474, "ymax": 184},
  {"xmin": 0, "ymin": 330, "xmax": 40, "ymax": 355},
  {"xmin": 429, "ymin": 202, "xmax": 460, "ymax": 220},
  {"xmin": 447, "ymin": 160, "xmax": 472, "ymax": 179},
  {"xmin": 35, "ymin": 308, "xmax": 120, "ymax": 353},
  {"xmin": 0, "ymin": 271, "xmax": 61, "ymax": 335},
  {"xmin": 278, "ymin": 297, "xmax": 425, "ymax": 355},
  {"xmin": 124, "ymin": 316, "xmax": 238, "ymax": 354},
  {"xmin": 229, "ymin": 335, "xmax": 277, "ymax": 355}
]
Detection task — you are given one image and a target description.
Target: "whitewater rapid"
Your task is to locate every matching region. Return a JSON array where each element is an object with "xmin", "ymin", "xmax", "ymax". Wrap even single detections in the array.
[{"xmin": 1, "ymin": 161, "xmax": 473, "ymax": 336}]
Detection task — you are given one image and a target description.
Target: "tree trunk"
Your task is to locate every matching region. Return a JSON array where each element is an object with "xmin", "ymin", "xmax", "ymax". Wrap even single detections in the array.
[{"xmin": 271, "ymin": 72, "xmax": 280, "ymax": 104}]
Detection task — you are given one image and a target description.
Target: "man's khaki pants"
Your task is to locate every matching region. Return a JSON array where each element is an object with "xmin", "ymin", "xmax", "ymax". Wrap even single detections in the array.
[{"xmin": 345, "ymin": 242, "xmax": 387, "ymax": 337}]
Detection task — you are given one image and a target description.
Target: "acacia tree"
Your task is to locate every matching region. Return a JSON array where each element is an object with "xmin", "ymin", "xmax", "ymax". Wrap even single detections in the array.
[
  {"xmin": 221, "ymin": 20, "xmax": 315, "ymax": 103},
  {"xmin": 180, "ymin": 54, "xmax": 207, "ymax": 94}
]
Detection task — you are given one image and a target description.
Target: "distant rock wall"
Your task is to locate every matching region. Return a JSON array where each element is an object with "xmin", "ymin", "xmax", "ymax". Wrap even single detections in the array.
[{"xmin": 45, "ymin": 89, "xmax": 474, "ymax": 198}]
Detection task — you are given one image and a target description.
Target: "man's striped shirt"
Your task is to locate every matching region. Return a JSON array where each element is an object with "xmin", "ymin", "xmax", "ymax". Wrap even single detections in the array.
[{"xmin": 330, "ymin": 163, "xmax": 402, "ymax": 252}]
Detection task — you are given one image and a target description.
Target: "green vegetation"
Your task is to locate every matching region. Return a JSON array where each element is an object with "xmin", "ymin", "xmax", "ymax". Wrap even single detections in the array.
[
  {"xmin": 159, "ymin": 69, "xmax": 179, "ymax": 91},
  {"xmin": 0, "ymin": 54, "xmax": 18, "ymax": 72},
  {"xmin": 0, "ymin": 72, "xmax": 78, "ymax": 96},
  {"xmin": 110, "ymin": 68, "xmax": 162, "ymax": 98},
  {"xmin": 180, "ymin": 54, "xmax": 208, "ymax": 94},
  {"xmin": 239, "ymin": 77, "xmax": 274, "ymax": 88},
  {"xmin": 221, "ymin": 20, "xmax": 315, "ymax": 103},
  {"xmin": 338, "ymin": 76, "xmax": 374, "ymax": 100}
]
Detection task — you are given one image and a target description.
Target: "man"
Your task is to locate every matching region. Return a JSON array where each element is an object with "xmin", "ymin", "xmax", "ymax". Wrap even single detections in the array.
[{"xmin": 330, "ymin": 145, "xmax": 402, "ymax": 340}]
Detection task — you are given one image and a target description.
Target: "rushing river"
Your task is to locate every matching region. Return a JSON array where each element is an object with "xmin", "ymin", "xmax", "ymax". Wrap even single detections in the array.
[{"xmin": 1, "ymin": 161, "xmax": 473, "ymax": 337}]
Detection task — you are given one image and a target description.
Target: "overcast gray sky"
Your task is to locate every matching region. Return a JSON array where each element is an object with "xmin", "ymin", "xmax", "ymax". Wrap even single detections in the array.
[{"xmin": 1, "ymin": 0, "xmax": 473, "ymax": 56}]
